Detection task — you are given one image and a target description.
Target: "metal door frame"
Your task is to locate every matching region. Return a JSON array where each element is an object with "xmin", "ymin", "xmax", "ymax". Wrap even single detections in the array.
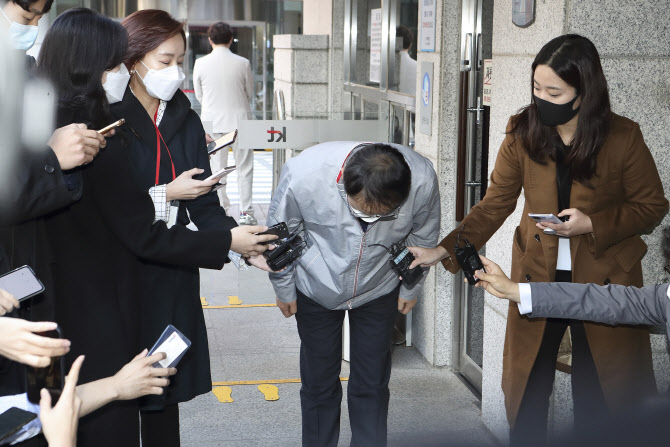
[{"xmin": 452, "ymin": 0, "xmax": 486, "ymax": 392}]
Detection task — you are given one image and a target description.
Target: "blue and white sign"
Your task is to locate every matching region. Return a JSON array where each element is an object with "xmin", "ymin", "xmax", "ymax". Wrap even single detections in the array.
[
  {"xmin": 419, "ymin": 62, "xmax": 433, "ymax": 135},
  {"xmin": 421, "ymin": 72, "xmax": 430, "ymax": 106},
  {"xmin": 420, "ymin": 0, "xmax": 436, "ymax": 52}
]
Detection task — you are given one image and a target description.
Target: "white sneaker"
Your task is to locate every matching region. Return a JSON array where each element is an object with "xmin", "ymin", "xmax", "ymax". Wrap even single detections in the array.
[{"xmin": 239, "ymin": 213, "xmax": 257, "ymax": 225}]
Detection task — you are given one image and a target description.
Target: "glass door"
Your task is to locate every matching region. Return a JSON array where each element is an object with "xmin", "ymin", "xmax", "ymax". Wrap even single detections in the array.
[
  {"xmin": 453, "ymin": 0, "xmax": 493, "ymax": 393},
  {"xmin": 186, "ymin": 21, "xmax": 268, "ymax": 119}
]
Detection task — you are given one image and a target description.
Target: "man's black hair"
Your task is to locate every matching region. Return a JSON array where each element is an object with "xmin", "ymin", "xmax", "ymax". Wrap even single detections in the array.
[
  {"xmin": 208, "ymin": 22, "xmax": 233, "ymax": 45},
  {"xmin": 11, "ymin": 0, "xmax": 54, "ymax": 14},
  {"xmin": 343, "ymin": 144, "xmax": 411, "ymax": 213},
  {"xmin": 396, "ymin": 26, "xmax": 413, "ymax": 51}
]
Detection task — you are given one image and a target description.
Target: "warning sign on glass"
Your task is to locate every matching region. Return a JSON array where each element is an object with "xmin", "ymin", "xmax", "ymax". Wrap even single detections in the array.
[
  {"xmin": 483, "ymin": 59, "xmax": 493, "ymax": 107},
  {"xmin": 420, "ymin": 0, "xmax": 436, "ymax": 52}
]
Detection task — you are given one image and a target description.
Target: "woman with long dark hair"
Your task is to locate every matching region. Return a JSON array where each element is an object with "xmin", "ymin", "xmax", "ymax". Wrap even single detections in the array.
[
  {"xmin": 410, "ymin": 34, "xmax": 668, "ymax": 443},
  {"xmin": 36, "ymin": 8, "xmax": 273, "ymax": 446}
]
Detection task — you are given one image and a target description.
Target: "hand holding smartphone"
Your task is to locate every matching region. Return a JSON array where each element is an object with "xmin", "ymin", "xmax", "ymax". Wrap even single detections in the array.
[
  {"xmin": 528, "ymin": 213, "xmax": 563, "ymax": 225},
  {"xmin": 207, "ymin": 130, "xmax": 237, "ymax": 155},
  {"xmin": 26, "ymin": 328, "xmax": 65, "ymax": 404},
  {"xmin": 206, "ymin": 165, "xmax": 236, "ymax": 182},
  {"xmin": 148, "ymin": 325, "xmax": 191, "ymax": 368},
  {"xmin": 0, "ymin": 266, "xmax": 44, "ymax": 303}
]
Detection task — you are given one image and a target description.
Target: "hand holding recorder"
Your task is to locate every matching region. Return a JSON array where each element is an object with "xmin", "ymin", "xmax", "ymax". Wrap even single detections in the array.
[
  {"xmin": 230, "ymin": 226, "xmax": 278, "ymax": 257},
  {"xmin": 470, "ymin": 256, "xmax": 521, "ymax": 302}
]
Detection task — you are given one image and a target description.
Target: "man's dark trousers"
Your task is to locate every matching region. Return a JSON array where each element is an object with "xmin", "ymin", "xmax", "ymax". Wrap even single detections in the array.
[{"xmin": 295, "ymin": 286, "xmax": 400, "ymax": 447}]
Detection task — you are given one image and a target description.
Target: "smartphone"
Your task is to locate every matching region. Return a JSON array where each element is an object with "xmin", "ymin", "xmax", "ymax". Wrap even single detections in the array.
[
  {"xmin": 0, "ymin": 407, "xmax": 37, "ymax": 443},
  {"xmin": 0, "ymin": 266, "xmax": 44, "ymax": 302},
  {"xmin": 206, "ymin": 165, "xmax": 236, "ymax": 182},
  {"xmin": 211, "ymin": 182, "xmax": 227, "ymax": 192},
  {"xmin": 528, "ymin": 213, "xmax": 563, "ymax": 225},
  {"xmin": 207, "ymin": 130, "xmax": 238, "ymax": 155},
  {"xmin": 97, "ymin": 118, "xmax": 125, "ymax": 135},
  {"xmin": 148, "ymin": 325, "xmax": 191, "ymax": 368},
  {"xmin": 256, "ymin": 222, "xmax": 289, "ymax": 244},
  {"xmin": 25, "ymin": 328, "xmax": 64, "ymax": 405}
]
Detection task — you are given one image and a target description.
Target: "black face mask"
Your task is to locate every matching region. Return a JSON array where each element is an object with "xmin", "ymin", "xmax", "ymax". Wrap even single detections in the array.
[{"xmin": 534, "ymin": 94, "xmax": 580, "ymax": 127}]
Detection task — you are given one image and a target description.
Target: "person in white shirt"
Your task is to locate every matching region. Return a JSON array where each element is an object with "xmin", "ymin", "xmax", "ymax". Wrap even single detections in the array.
[
  {"xmin": 193, "ymin": 22, "xmax": 257, "ymax": 225},
  {"xmin": 396, "ymin": 26, "xmax": 416, "ymax": 96}
]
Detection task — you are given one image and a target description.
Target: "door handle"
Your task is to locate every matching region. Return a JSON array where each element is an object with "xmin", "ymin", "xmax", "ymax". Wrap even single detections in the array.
[
  {"xmin": 476, "ymin": 33, "xmax": 483, "ymax": 70},
  {"xmin": 463, "ymin": 33, "xmax": 472, "ymax": 72}
]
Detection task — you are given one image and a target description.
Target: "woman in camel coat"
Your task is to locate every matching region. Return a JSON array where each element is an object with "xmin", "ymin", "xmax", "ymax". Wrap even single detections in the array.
[{"xmin": 410, "ymin": 34, "xmax": 668, "ymax": 444}]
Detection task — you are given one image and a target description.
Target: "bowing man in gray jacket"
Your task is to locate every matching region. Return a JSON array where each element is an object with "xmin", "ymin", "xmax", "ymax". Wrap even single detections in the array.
[{"xmin": 268, "ymin": 142, "xmax": 440, "ymax": 447}]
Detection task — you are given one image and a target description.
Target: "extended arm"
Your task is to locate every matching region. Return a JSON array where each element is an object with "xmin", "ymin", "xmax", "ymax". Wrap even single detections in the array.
[
  {"xmin": 438, "ymin": 119, "xmax": 524, "ymax": 272},
  {"xmin": 529, "ymin": 282, "xmax": 668, "ymax": 328},
  {"xmin": 86, "ymin": 140, "xmax": 230, "ymax": 269},
  {"xmin": 2, "ymin": 149, "xmax": 80, "ymax": 224},
  {"xmin": 475, "ymin": 256, "xmax": 669, "ymax": 330}
]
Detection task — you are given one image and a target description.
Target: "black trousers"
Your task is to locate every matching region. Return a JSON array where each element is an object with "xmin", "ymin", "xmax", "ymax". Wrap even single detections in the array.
[
  {"xmin": 296, "ymin": 287, "xmax": 400, "ymax": 447},
  {"xmin": 510, "ymin": 271, "xmax": 608, "ymax": 446},
  {"xmin": 140, "ymin": 403, "xmax": 180, "ymax": 447}
]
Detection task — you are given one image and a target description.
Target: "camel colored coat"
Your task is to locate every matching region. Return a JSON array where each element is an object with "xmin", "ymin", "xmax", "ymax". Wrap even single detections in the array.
[{"xmin": 439, "ymin": 113, "xmax": 668, "ymax": 426}]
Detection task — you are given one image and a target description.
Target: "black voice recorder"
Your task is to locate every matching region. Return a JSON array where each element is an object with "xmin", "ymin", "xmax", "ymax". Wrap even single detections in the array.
[
  {"xmin": 389, "ymin": 242, "xmax": 424, "ymax": 287},
  {"xmin": 454, "ymin": 226, "xmax": 485, "ymax": 285},
  {"xmin": 262, "ymin": 223, "xmax": 307, "ymax": 271}
]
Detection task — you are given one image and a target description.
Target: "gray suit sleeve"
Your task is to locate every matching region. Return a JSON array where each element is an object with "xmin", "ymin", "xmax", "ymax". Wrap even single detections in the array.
[{"xmin": 529, "ymin": 282, "xmax": 669, "ymax": 330}]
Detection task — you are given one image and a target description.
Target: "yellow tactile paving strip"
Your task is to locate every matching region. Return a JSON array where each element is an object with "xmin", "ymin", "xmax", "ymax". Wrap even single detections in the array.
[
  {"xmin": 212, "ymin": 378, "xmax": 349, "ymax": 386},
  {"xmin": 200, "ymin": 295, "xmax": 277, "ymax": 309},
  {"xmin": 202, "ymin": 304, "xmax": 277, "ymax": 309},
  {"xmin": 211, "ymin": 378, "xmax": 350, "ymax": 403},
  {"xmin": 205, "ymin": 295, "xmax": 348, "ymax": 404}
]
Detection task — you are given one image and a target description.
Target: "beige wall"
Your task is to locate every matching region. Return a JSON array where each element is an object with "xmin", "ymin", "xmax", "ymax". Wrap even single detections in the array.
[{"xmin": 303, "ymin": 0, "xmax": 333, "ymax": 36}]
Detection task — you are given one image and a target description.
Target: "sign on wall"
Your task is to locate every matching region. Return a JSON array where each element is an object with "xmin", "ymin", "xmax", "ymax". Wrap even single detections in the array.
[
  {"xmin": 369, "ymin": 8, "xmax": 382, "ymax": 83},
  {"xmin": 238, "ymin": 120, "xmax": 386, "ymax": 150},
  {"xmin": 482, "ymin": 59, "xmax": 493, "ymax": 107},
  {"xmin": 420, "ymin": 0, "xmax": 436, "ymax": 52},
  {"xmin": 419, "ymin": 62, "xmax": 433, "ymax": 135}
]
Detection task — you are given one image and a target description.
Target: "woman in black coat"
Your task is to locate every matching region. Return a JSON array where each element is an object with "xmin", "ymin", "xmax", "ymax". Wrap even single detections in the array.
[
  {"xmin": 111, "ymin": 10, "xmax": 250, "ymax": 446},
  {"xmin": 34, "ymin": 9, "xmax": 273, "ymax": 447}
]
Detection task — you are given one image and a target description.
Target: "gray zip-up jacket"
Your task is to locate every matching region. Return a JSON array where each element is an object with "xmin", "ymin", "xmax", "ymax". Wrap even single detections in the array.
[
  {"xmin": 268, "ymin": 141, "xmax": 440, "ymax": 310},
  {"xmin": 529, "ymin": 282, "xmax": 670, "ymax": 338}
]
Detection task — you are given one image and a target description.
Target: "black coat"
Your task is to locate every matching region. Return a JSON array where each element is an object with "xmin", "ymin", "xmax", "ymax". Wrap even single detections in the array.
[
  {"xmin": 0, "ymin": 147, "xmax": 82, "ymax": 397},
  {"xmin": 111, "ymin": 88, "xmax": 237, "ymax": 409},
  {"xmin": 44, "ymin": 105, "xmax": 233, "ymax": 446}
]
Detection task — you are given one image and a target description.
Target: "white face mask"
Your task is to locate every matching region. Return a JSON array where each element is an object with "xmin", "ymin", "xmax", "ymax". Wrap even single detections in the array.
[
  {"xmin": 1, "ymin": 7, "xmax": 39, "ymax": 51},
  {"xmin": 349, "ymin": 204, "xmax": 382, "ymax": 223},
  {"xmin": 138, "ymin": 61, "xmax": 185, "ymax": 101},
  {"xmin": 103, "ymin": 64, "xmax": 130, "ymax": 104}
]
